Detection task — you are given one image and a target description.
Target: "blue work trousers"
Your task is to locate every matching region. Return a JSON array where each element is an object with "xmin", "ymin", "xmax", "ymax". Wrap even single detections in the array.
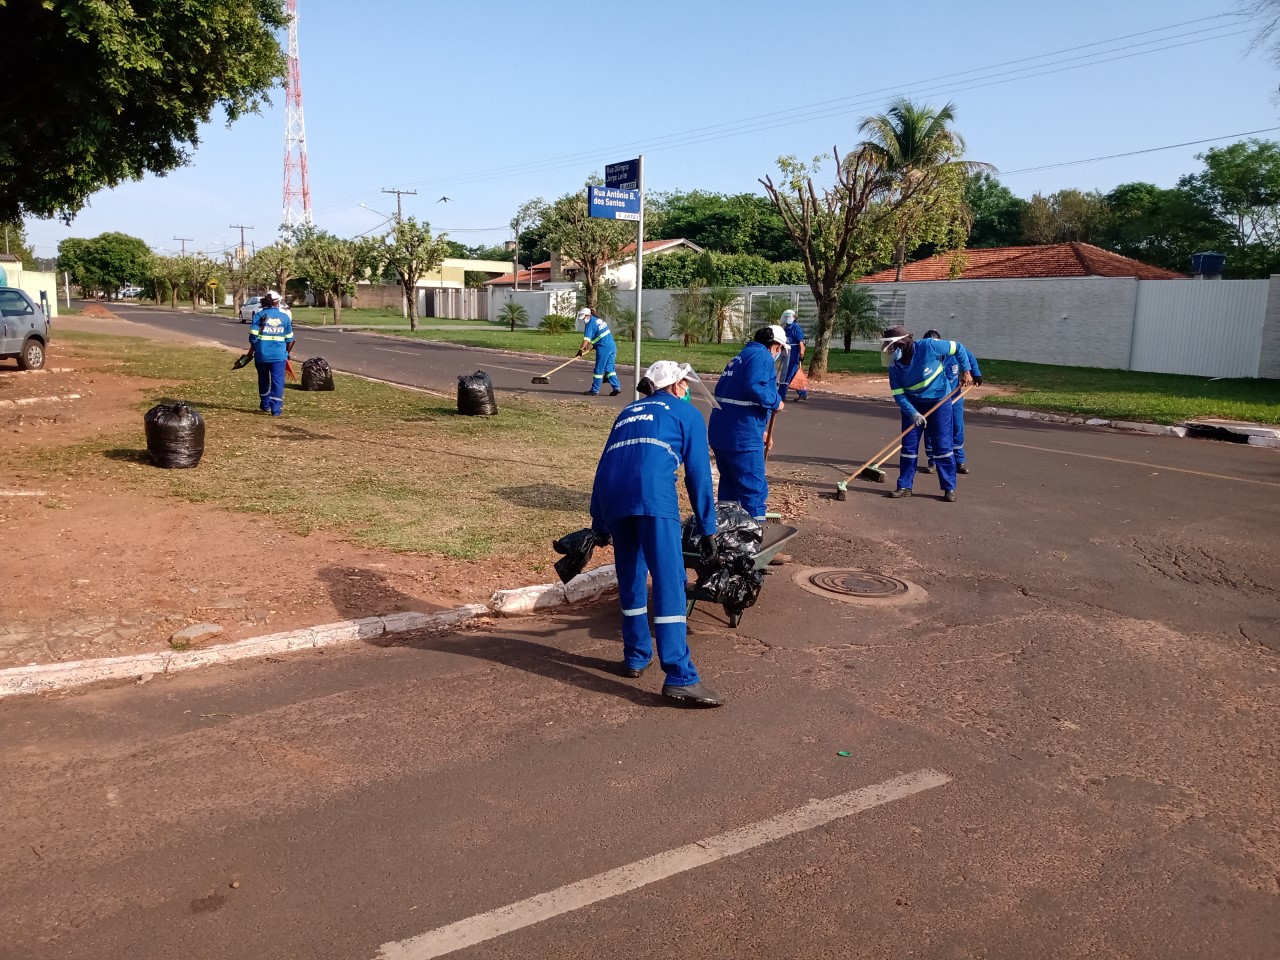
[
  {"xmin": 611, "ymin": 515, "xmax": 700, "ymax": 686},
  {"xmin": 898, "ymin": 396, "xmax": 956, "ymax": 492},
  {"xmin": 590, "ymin": 347, "xmax": 620, "ymax": 394},
  {"xmin": 925, "ymin": 396, "xmax": 967, "ymax": 465},
  {"xmin": 256, "ymin": 359, "xmax": 286, "ymax": 416},
  {"xmin": 712, "ymin": 447, "xmax": 769, "ymax": 519}
]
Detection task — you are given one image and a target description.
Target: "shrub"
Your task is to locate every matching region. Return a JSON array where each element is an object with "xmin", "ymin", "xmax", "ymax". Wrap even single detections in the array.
[{"xmin": 539, "ymin": 313, "xmax": 575, "ymax": 334}]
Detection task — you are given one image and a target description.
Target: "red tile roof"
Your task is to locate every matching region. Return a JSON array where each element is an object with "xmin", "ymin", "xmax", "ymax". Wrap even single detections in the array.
[
  {"xmin": 861, "ymin": 242, "xmax": 1185, "ymax": 283},
  {"xmin": 488, "ymin": 261, "xmax": 553, "ymax": 286},
  {"xmin": 617, "ymin": 238, "xmax": 704, "ymax": 256}
]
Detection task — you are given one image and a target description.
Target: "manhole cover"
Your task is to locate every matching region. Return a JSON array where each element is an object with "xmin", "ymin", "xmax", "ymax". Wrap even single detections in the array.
[{"xmin": 793, "ymin": 568, "xmax": 926, "ymax": 606}]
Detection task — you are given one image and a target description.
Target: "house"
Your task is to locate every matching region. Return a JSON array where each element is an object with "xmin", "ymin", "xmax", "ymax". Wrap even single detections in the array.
[
  {"xmin": 860, "ymin": 242, "xmax": 1185, "ymax": 283},
  {"xmin": 486, "ymin": 238, "xmax": 704, "ymax": 292},
  {"xmin": 0, "ymin": 255, "xmax": 60, "ymax": 317}
]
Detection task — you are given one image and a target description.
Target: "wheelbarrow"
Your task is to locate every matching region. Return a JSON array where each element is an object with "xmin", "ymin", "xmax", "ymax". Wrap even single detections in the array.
[{"xmin": 683, "ymin": 524, "xmax": 799, "ymax": 628}]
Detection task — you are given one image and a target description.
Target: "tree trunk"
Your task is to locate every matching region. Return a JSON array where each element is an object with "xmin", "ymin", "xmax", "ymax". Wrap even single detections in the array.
[
  {"xmin": 893, "ymin": 243, "xmax": 906, "ymax": 282},
  {"xmin": 844, "ymin": 329, "xmax": 853, "ymax": 353},
  {"xmin": 806, "ymin": 296, "xmax": 838, "ymax": 380},
  {"xmin": 330, "ymin": 290, "xmax": 342, "ymax": 325}
]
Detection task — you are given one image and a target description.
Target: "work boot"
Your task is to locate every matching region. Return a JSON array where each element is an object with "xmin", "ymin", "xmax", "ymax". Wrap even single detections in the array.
[
  {"xmin": 918, "ymin": 464, "xmax": 934, "ymax": 474},
  {"xmin": 887, "ymin": 487, "xmax": 913, "ymax": 498},
  {"xmin": 617, "ymin": 660, "xmax": 650, "ymax": 679},
  {"xmin": 662, "ymin": 682, "xmax": 724, "ymax": 707},
  {"xmin": 609, "ymin": 388, "xmax": 622, "ymax": 396},
  {"xmin": 943, "ymin": 489, "xmax": 957, "ymax": 502},
  {"xmin": 582, "ymin": 390, "xmax": 598, "ymax": 396},
  {"xmin": 957, "ymin": 463, "xmax": 970, "ymax": 474}
]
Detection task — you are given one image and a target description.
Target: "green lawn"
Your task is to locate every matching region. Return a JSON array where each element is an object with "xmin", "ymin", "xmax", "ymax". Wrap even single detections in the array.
[
  {"xmin": 25, "ymin": 332, "xmax": 608, "ymax": 562},
  {"xmin": 289, "ymin": 305, "xmax": 499, "ymax": 327},
  {"xmin": 389, "ymin": 327, "xmax": 1279, "ymax": 424}
]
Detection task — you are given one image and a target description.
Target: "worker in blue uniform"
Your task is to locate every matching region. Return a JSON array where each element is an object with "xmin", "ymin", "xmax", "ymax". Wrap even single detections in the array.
[
  {"xmin": 919, "ymin": 328, "xmax": 983, "ymax": 476},
  {"xmin": 881, "ymin": 324, "xmax": 972, "ymax": 501},
  {"xmin": 590, "ymin": 360, "xmax": 723, "ymax": 707},
  {"xmin": 707, "ymin": 325, "xmax": 786, "ymax": 520},
  {"xmin": 778, "ymin": 309, "xmax": 806, "ymax": 402},
  {"xmin": 576, "ymin": 306, "xmax": 622, "ymax": 396},
  {"xmin": 247, "ymin": 292, "xmax": 295, "ymax": 417}
]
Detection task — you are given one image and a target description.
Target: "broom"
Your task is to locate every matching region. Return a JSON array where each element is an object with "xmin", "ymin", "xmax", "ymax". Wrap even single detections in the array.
[
  {"xmin": 532, "ymin": 353, "xmax": 581, "ymax": 384},
  {"xmin": 835, "ymin": 385, "xmax": 970, "ymax": 499}
]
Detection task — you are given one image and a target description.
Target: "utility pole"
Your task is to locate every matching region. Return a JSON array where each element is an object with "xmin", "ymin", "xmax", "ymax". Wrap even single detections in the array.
[
  {"xmin": 229, "ymin": 224, "xmax": 254, "ymax": 260},
  {"xmin": 381, "ymin": 188, "xmax": 417, "ymax": 222},
  {"xmin": 173, "ymin": 236, "xmax": 193, "ymax": 257}
]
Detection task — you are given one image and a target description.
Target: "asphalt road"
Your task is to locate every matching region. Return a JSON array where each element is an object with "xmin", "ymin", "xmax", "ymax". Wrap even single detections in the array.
[{"xmin": 4, "ymin": 304, "xmax": 1277, "ymax": 958}]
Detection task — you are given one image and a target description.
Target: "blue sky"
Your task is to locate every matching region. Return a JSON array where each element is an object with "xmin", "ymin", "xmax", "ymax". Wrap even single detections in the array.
[{"xmin": 21, "ymin": 0, "xmax": 1280, "ymax": 260}]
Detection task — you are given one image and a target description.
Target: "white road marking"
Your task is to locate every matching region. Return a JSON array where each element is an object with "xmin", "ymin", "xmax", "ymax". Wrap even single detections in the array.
[
  {"xmin": 0, "ymin": 490, "xmax": 48, "ymax": 497},
  {"xmin": 992, "ymin": 440, "xmax": 1280, "ymax": 487},
  {"xmin": 376, "ymin": 768, "xmax": 951, "ymax": 960},
  {"xmin": 375, "ymin": 348, "xmax": 428, "ymax": 357}
]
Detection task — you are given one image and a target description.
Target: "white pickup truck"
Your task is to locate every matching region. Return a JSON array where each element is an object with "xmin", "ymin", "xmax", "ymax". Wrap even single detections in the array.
[{"xmin": 0, "ymin": 287, "xmax": 50, "ymax": 370}]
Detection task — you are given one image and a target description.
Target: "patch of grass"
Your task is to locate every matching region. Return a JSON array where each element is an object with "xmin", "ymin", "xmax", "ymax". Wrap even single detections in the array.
[
  {"xmin": 392, "ymin": 327, "xmax": 1279, "ymax": 423},
  {"xmin": 978, "ymin": 359, "xmax": 1280, "ymax": 425},
  {"xmin": 27, "ymin": 332, "xmax": 608, "ymax": 560},
  {"xmin": 289, "ymin": 305, "xmax": 499, "ymax": 327}
]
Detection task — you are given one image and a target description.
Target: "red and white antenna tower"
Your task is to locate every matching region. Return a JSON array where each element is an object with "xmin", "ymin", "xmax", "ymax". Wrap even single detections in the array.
[{"xmin": 282, "ymin": 0, "xmax": 313, "ymax": 229}]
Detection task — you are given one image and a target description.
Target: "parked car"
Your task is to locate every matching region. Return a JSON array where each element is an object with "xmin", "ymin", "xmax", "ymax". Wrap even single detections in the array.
[
  {"xmin": 0, "ymin": 287, "xmax": 50, "ymax": 370},
  {"xmin": 119, "ymin": 286, "xmax": 143, "ymax": 298},
  {"xmin": 238, "ymin": 296, "xmax": 262, "ymax": 323}
]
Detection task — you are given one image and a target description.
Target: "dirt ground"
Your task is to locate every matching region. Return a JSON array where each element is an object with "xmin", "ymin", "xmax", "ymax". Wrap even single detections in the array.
[{"xmin": 0, "ymin": 318, "xmax": 554, "ymax": 670}]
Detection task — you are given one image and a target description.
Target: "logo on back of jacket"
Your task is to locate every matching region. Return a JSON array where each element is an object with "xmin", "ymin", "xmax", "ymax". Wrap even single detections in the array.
[{"xmin": 263, "ymin": 318, "xmax": 285, "ymax": 333}]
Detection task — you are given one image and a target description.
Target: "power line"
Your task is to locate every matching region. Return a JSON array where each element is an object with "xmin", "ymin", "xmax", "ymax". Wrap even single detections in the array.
[
  {"xmin": 999, "ymin": 126, "xmax": 1280, "ymax": 176},
  {"xmin": 311, "ymin": 16, "xmax": 1246, "ymax": 211}
]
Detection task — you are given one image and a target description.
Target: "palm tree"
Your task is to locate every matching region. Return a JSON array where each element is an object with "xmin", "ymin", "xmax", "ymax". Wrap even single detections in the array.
[
  {"xmin": 858, "ymin": 98, "xmax": 991, "ymax": 280},
  {"xmin": 705, "ymin": 286, "xmax": 741, "ymax": 344},
  {"xmin": 835, "ymin": 284, "xmax": 882, "ymax": 353},
  {"xmin": 497, "ymin": 300, "xmax": 529, "ymax": 332}
]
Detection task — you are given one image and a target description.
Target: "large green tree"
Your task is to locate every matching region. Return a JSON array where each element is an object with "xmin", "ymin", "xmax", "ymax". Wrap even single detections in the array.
[
  {"xmin": 380, "ymin": 217, "xmax": 450, "ymax": 331},
  {"xmin": 295, "ymin": 229, "xmax": 382, "ymax": 324},
  {"xmin": 1, "ymin": 219, "xmax": 35, "ymax": 264},
  {"xmin": 647, "ymin": 191, "xmax": 795, "ymax": 261},
  {"xmin": 0, "ymin": 0, "xmax": 288, "ymax": 221},
  {"xmin": 1093, "ymin": 182, "xmax": 1227, "ymax": 272},
  {"xmin": 57, "ymin": 232, "xmax": 152, "ymax": 298},
  {"xmin": 539, "ymin": 188, "xmax": 633, "ymax": 310},
  {"xmin": 1020, "ymin": 189, "xmax": 1108, "ymax": 244},
  {"xmin": 761, "ymin": 147, "xmax": 902, "ymax": 379},
  {"xmin": 857, "ymin": 98, "xmax": 989, "ymax": 279},
  {"xmin": 964, "ymin": 173, "xmax": 1027, "ymax": 248}
]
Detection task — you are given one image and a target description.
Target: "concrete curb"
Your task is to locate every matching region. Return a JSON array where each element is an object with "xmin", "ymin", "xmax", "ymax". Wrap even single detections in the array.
[
  {"xmin": 0, "ymin": 566, "xmax": 620, "ymax": 699},
  {"xmin": 822, "ymin": 390, "xmax": 1273, "ymax": 444}
]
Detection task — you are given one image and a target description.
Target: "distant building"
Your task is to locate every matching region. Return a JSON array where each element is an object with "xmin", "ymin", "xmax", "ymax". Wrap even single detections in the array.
[
  {"xmin": 487, "ymin": 238, "xmax": 704, "ymax": 292},
  {"xmin": 0, "ymin": 255, "xmax": 60, "ymax": 317}
]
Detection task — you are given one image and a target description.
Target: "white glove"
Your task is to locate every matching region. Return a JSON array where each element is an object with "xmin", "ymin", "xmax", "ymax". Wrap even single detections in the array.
[{"xmin": 912, "ymin": 412, "xmax": 927, "ymax": 429}]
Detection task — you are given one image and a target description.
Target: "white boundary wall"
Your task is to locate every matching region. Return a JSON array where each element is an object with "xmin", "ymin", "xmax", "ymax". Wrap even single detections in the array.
[{"xmin": 491, "ymin": 276, "xmax": 1280, "ymax": 378}]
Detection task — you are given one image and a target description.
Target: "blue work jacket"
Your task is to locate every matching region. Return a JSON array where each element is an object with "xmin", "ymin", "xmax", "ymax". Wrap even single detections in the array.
[
  {"xmin": 888, "ymin": 338, "xmax": 971, "ymax": 416},
  {"xmin": 591, "ymin": 393, "xmax": 717, "ymax": 537},
  {"xmin": 923, "ymin": 337, "xmax": 980, "ymax": 391},
  {"xmin": 582, "ymin": 315, "xmax": 615, "ymax": 354},
  {"xmin": 249, "ymin": 308, "xmax": 294, "ymax": 362},
  {"xmin": 783, "ymin": 319, "xmax": 805, "ymax": 354},
  {"xmin": 707, "ymin": 341, "xmax": 782, "ymax": 452}
]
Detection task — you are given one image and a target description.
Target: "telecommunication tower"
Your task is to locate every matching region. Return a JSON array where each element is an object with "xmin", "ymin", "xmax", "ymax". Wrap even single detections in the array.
[{"xmin": 282, "ymin": 0, "xmax": 313, "ymax": 229}]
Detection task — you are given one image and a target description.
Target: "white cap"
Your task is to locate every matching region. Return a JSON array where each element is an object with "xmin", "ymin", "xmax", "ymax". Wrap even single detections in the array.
[
  {"xmin": 755, "ymin": 323, "xmax": 790, "ymax": 352},
  {"xmin": 780, "ymin": 309, "xmax": 796, "ymax": 323},
  {"xmin": 644, "ymin": 360, "xmax": 700, "ymax": 390},
  {"xmin": 577, "ymin": 307, "xmax": 592, "ymax": 322},
  {"xmin": 265, "ymin": 290, "xmax": 281, "ymax": 301}
]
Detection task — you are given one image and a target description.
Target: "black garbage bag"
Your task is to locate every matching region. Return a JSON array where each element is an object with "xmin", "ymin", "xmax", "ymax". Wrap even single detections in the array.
[
  {"xmin": 552, "ymin": 527, "xmax": 609, "ymax": 584},
  {"xmin": 681, "ymin": 500, "xmax": 764, "ymax": 559},
  {"xmin": 301, "ymin": 357, "xmax": 335, "ymax": 391},
  {"xmin": 144, "ymin": 402, "xmax": 205, "ymax": 469},
  {"xmin": 457, "ymin": 370, "xmax": 498, "ymax": 416}
]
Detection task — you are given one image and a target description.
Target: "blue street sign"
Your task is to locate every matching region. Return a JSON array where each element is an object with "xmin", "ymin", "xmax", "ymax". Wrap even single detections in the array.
[
  {"xmin": 588, "ymin": 186, "xmax": 641, "ymax": 221},
  {"xmin": 605, "ymin": 159, "xmax": 640, "ymax": 190}
]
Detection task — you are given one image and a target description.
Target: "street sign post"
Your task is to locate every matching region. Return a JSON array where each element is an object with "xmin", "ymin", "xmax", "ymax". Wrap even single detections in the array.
[{"xmin": 589, "ymin": 157, "xmax": 646, "ymax": 398}]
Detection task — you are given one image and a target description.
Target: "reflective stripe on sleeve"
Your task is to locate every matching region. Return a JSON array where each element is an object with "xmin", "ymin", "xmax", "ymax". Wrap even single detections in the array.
[{"xmin": 890, "ymin": 387, "xmax": 904, "ymax": 396}]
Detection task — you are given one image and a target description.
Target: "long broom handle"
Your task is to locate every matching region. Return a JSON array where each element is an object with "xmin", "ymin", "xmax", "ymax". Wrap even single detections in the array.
[
  {"xmin": 853, "ymin": 384, "xmax": 970, "ymax": 476},
  {"xmin": 539, "ymin": 354, "xmax": 582, "ymax": 377}
]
